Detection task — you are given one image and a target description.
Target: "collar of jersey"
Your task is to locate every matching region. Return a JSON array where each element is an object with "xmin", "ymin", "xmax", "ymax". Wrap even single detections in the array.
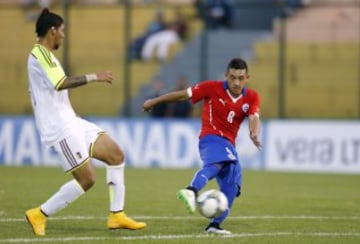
[{"xmin": 223, "ymin": 81, "xmax": 247, "ymax": 96}]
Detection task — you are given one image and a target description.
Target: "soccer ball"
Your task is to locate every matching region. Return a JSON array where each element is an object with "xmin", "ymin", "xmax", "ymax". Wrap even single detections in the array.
[{"xmin": 197, "ymin": 189, "xmax": 228, "ymax": 218}]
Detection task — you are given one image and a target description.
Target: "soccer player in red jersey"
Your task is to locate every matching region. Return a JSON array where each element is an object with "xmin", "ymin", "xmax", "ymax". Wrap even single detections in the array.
[
  {"xmin": 143, "ymin": 58, "xmax": 262, "ymax": 235},
  {"xmin": 143, "ymin": 58, "xmax": 262, "ymax": 234}
]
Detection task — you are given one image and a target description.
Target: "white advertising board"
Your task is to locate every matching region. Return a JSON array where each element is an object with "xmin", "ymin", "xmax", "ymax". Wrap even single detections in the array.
[
  {"xmin": 266, "ymin": 120, "xmax": 360, "ymax": 173},
  {"xmin": 0, "ymin": 117, "xmax": 262, "ymax": 169}
]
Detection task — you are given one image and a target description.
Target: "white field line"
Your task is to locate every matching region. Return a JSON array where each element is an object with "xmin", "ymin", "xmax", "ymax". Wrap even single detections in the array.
[
  {"xmin": 1, "ymin": 232, "xmax": 360, "ymax": 243},
  {"xmin": 2, "ymin": 215, "xmax": 360, "ymax": 222}
]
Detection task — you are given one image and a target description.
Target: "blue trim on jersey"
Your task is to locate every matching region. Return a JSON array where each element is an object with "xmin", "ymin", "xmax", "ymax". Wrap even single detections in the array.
[
  {"xmin": 222, "ymin": 81, "xmax": 228, "ymax": 90},
  {"xmin": 222, "ymin": 81, "xmax": 247, "ymax": 95}
]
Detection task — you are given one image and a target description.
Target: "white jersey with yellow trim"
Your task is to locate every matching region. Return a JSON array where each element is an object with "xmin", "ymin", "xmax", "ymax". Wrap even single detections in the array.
[{"xmin": 27, "ymin": 44, "xmax": 77, "ymax": 146}]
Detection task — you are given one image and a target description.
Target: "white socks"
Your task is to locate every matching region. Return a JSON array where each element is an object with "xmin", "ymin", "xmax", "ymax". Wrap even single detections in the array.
[
  {"xmin": 41, "ymin": 179, "xmax": 85, "ymax": 216},
  {"xmin": 106, "ymin": 164, "xmax": 125, "ymax": 212},
  {"xmin": 39, "ymin": 164, "xmax": 125, "ymax": 215}
]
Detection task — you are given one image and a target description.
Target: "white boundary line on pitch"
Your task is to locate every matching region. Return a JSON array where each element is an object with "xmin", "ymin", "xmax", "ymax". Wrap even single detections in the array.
[
  {"xmin": 1, "ymin": 215, "xmax": 360, "ymax": 222},
  {"xmin": 1, "ymin": 232, "xmax": 360, "ymax": 243}
]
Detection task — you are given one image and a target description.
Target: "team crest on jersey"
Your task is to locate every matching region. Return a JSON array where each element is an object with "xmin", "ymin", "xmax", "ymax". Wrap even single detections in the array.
[{"xmin": 242, "ymin": 103, "xmax": 249, "ymax": 113}]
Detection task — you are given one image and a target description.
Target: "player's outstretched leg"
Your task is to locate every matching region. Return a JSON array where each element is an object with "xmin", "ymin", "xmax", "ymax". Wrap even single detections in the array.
[
  {"xmin": 205, "ymin": 222, "xmax": 232, "ymax": 235},
  {"xmin": 177, "ymin": 188, "xmax": 196, "ymax": 214},
  {"xmin": 179, "ymin": 164, "xmax": 221, "ymax": 214},
  {"xmin": 25, "ymin": 207, "xmax": 47, "ymax": 236},
  {"xmin": 107, "ymin": 211, "xmax": 146, "ymax": 230}
]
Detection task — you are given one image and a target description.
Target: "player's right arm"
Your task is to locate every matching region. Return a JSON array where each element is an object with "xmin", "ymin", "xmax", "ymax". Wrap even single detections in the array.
[{"xmin": 143, "ymin": 89, "xmax": 189, "ymax": 112}]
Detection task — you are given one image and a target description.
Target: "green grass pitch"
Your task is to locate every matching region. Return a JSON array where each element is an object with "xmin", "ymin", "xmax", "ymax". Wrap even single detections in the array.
[{"xmin": 0, "ymin": 166, "xmax": 359, "ymax": 243}]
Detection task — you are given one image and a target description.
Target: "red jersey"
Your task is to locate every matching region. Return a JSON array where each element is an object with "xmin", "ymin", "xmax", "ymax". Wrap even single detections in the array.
[{"xmin": 189, "ymin": 80, "xmax": 260, "ymax": 145}]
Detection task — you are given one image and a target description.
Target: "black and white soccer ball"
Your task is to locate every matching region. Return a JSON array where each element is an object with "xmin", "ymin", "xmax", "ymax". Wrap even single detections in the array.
[{"xmin": 197, "ymin": 189, "xmax": 228, "ymax": 218}]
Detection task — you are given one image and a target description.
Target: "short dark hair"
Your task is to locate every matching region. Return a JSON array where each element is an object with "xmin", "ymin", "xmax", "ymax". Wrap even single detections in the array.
[
  {"xmin": 226, "ymin": 58, "xmax": 248, "ymax": 72},
  {"xmin": 35, "ymin": 8, "xmax": 63, "ymax": 37}
]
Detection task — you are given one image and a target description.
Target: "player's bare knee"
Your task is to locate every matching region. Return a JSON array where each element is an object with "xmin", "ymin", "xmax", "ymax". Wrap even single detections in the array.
[
  {"xmin": 74, "ymin": 169, "xmax": 96, "ymax": 191},
  {"xmin": 110, "ymin": 148, "xmax": 124, "ymax": 166},
  {"xmin": 79, "ymin": 174, "xmax": 96, "ymax": 191}
]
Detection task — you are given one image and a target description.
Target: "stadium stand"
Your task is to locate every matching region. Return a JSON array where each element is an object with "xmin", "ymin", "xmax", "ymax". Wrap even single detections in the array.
[
  {"xmin": 0, "ymin": 3, "xmax": 201, "ymax": 116},
  {"xmin": 137, "ymin": 0, "xmax": 360, "ymax": 119},
  {"xmin": 252, "ymin": 0, "xmax": 360, "ymax": 118},
  {"xmin": 274, "ymin": 2, "xmax": 360, "ymax": 42},
  {"xmin": 0, "ymin": 1, "xmax": 358, "ymax": 118}
]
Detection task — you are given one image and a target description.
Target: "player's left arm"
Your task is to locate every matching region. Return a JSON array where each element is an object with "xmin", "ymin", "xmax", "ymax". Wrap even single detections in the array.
[
  {"xmin": 56, "ymin": 71, "xmax": 113, "ymax": 90},
  {"xmin": 248, "ymin": 91, "xmax": 262, "ymax": 150},
  {"xmin": 249, "ymin": 113, "xmax": 262, "ymax": 150},
  {"xmin": 35, "ymin": 48, "xmax": 113, "ymax": 90}
]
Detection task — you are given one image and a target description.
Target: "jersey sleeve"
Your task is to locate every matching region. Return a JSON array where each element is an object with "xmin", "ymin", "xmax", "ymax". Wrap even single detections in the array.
[
  {"xmin": 248, "ymin": 90, "xmax": 260, "ymax": 116},
  {"xmin": 190, "ymin": 80, "xmax": 215, "ymax": 104},
  {"xmin": 31, "ymin": 45, "xmax": 66, "ymax": 90}
]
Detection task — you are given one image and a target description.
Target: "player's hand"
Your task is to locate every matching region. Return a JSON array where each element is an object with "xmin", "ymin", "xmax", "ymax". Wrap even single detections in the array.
[
  {"xmin": 143, "ymin": 99, "xmax": 155, "ymax": 112},
  {"xmin": 96, "ymin": 71, "xmax": 113, "ymax": 84},
  {"xmin": 250, "ymin": 132, "xmax": 262, "ymax": 150}
]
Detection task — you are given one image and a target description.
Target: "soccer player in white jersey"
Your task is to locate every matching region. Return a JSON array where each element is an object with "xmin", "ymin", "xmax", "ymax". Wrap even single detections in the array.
[{"xmin": 25, "ymin": 8, "xmax": 146, "ymax": 236}]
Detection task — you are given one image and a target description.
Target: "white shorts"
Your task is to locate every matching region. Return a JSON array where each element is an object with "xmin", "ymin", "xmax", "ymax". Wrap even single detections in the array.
[{"xmin": 52, "ymin": 118, "xmax": 104, "ymax": 172}]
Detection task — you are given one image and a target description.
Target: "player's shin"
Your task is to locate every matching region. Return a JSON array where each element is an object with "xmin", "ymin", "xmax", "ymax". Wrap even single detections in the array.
[
  {"xmin": 106, "ymin": 164, "xmax": 125, "ymax": 212},
  {"xmin": 191, "ymin": 164, "xmax": 221, "ymax": 192},
  {"xmin": 41, "ymin": 179, "xmax": 85, "ymax": 215},
  {"xmin": 209, "ymin": 183, "xmax": 239, "ymax": 224},
  {"xmin": 212, "ymin": 208, "xmax": 230, "ymax": 224}
]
